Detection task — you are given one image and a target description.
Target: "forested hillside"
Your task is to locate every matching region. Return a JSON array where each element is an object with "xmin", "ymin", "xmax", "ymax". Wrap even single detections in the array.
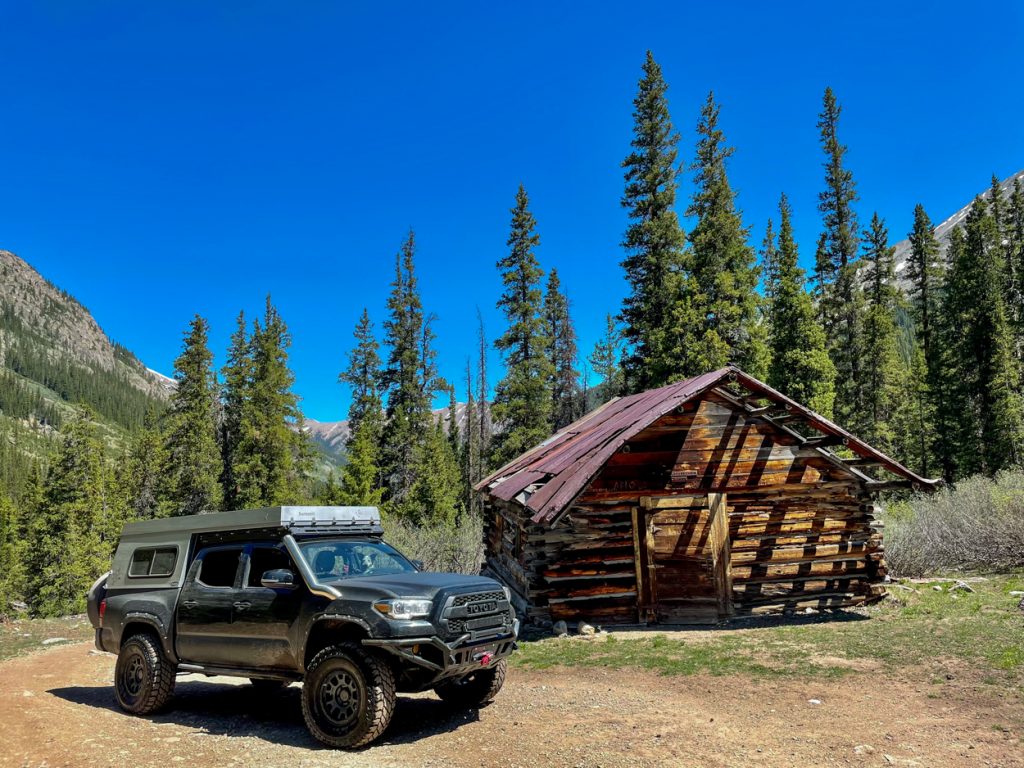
[{"xmin": 0, "ymin": 250, "xmax": 172, "ymax": 495}]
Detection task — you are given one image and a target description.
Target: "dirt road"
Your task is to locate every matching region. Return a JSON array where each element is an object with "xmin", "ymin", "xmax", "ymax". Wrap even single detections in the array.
[{"xmin": 1, "ymin": 642, "xmax": 1021, "ymax": 768}]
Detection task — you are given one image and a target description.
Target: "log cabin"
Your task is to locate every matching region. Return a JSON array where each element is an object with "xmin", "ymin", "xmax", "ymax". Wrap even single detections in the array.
[{"xmin": 475, "ymin": 366, "xmax": 939, "ymax": 626}]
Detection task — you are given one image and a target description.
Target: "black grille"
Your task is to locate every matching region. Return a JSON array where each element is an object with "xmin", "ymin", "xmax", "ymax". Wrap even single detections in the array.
[
  {"xmin": 442, "ymin": 590, "xmax": 513, "ymax": 641},
  {"xmin": 452, "ymin": 590, "xmax": 504, "ymax": 607}
]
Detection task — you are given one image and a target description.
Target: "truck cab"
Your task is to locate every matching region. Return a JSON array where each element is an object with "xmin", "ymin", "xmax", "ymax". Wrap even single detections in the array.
[{"xmin": 88, "ymin": 506, "xmax": 517, "ymax": 748}]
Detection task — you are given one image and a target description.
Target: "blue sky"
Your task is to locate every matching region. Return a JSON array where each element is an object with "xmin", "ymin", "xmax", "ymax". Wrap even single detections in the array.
[{"xmin": 1, "ymin": 2, "xmax": 1021, "ymax": 421}]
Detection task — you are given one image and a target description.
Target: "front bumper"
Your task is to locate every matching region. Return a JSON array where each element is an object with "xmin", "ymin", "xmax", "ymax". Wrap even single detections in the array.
[{"xmin": 362, "ymin": 619, "xmax": 518, "ymax": 678}]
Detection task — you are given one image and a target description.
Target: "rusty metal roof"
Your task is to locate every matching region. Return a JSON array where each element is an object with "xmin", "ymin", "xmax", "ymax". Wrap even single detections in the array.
[{"xmin": 475, "ymin": 366, "xmax": 940, "ymax": 525}]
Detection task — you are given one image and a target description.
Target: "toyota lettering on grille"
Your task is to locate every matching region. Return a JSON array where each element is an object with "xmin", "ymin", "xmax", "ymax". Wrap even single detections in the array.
[{"xmin": 465, "ymin": 601, "xmax": 497, "ymax": 615}]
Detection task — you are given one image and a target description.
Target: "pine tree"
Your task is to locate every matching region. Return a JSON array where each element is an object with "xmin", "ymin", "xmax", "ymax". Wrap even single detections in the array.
[
  {"xmin": 816, "ymin": 88, "xmax": 865, "ymax": 428},
  {"xmin": 491, "ymin": 186, "xmax": 553, "ymax": 468},
  {"xmin": 233, "ymin": 298, "xmax": 310, "ymax": 508},
  {"xmin": 760, "ymin": 218, "xmax": 778, "ymax": 304},
  {"xmin": 1005, "ymin": 179, "xmax": 1024, "ymax": 355},
  {"xmin": 339, "ymin": 308, "xmax": 384, "ymax": 444},
  {"xmin": 219, "ymin": 311, "xmax": 250, "ymax": 509},
  {"xmin": 678, "ymin": 92, "xmax": 767, "ymax": 378},
  {"xmin": 379, "ymin": 232, "xmax": 445, "ymax": 515},
  {"xmin": 337, "ymin": 418, "xmax": 385, "ymax": 508},
  {"xmin": 937, "ymin": 199, "xmax": 1024, "ymax": 477},
  {"xmin": 619, "ymin": 51, "xmax": 687, "ymax": 390},
  {"xmin": 24, "ymin": 411, "xmax": 115, "ymax": 616},
  {"xmin": 905, "ymin": 205, "xmax": 942, "ymax": 372},
  {"xmin": 860, "ymin": 213, "xmax": 910, "ymax": 456},
  {"xmin": 164, "ymin": 315, "xmax": 222, "ymax": 516},
  {"xmin": 544, "ymin": 268, "xmax": 581, "ymax": 431},
  {"xmin": 0, "ymin": 493, "xmax": 24, "ymax": 612},
  {"xmin": 125, "ymin": 409, "xmax": 169, "ymax": 520},
  {"xmin": 765, "ymin": 194, "xmax": 836, "ymax": 416},
  {"xmin": 588, "ymin": 313, "xmax": 624, "ymax": 407},
  {"xmin": 462, "ymin": 358, "xmax": 479, "ymax": 515},
  {"xmin": 904, "ymin": 204, "xmax": 943, "ymax": 476},
  {"xmin": 410, "ymin": 417, "xmax": 464, "ymax": 526},
  {"xmin": 475, "ymin": 310, "xmax": 491, "ymax": 474}
]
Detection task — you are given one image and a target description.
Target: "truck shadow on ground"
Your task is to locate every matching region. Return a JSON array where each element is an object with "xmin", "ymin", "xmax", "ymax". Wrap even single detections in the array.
[{"xmin": 48, "ymin": 679, "xmax": 483, "ymax": 749}]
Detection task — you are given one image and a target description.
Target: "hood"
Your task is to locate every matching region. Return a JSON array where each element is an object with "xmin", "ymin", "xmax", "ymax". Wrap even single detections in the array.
[{"xmin": 323, "ymin": 571, "xmax": 499, "ymax": 600}]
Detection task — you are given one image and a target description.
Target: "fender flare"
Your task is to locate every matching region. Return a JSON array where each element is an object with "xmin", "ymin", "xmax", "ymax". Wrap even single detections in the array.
[
  {"xmin": 120, "ymin": 612, "xmax": 178, "ymax": 663},
  {"xmin": 300, "ymin": 613, "xmax": 374, "ymax": 671}
]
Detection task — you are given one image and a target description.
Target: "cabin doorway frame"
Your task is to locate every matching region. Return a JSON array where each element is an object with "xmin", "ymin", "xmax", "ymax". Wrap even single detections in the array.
[{"xmin": 632, "ymin": 493, "xmax": 734, "ymax": 624}]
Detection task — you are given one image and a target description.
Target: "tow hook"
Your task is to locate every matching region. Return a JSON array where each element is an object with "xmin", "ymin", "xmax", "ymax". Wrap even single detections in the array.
[{"xmin": 474, "ymin": 651, "xmax": 494, "ymax": 666}]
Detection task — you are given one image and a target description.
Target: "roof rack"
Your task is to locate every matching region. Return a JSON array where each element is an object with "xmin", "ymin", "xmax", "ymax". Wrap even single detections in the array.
[{"xmin": 120, "ymin": 506, "xmax": 384, "ymax": 538}]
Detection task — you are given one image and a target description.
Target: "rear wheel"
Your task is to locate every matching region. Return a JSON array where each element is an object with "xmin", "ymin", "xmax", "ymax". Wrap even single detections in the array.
[
  {"xmin": 301, "ymin": 643, "xmax": 396, "ymax": 749},
  {"xmin": 434, "ymin": 658, "xmax": 506, "ymax": 707},
  {"xmin": 114, "ymin": 633, "xmax": 176, "ymax": 715}
]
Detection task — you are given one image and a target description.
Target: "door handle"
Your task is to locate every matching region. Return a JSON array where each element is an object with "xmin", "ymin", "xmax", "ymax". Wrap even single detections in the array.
[
  {"xmin": 233, "ymin": 601, "xmax": 252, "ymax": 612},
  {"xmin": 181, "ymin": 600, "xmax": 198, "ymax": 609}
]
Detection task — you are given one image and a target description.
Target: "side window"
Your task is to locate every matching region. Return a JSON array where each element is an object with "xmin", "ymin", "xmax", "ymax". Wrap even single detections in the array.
[
  {"xmin": 246, "ymin": 547, "xmax": 292, "ymax": 587},
  {"xmin": 129, "ymin": 547, "xmax": 178, "ymax": 578},
  {"xmin": 197, "ymin": 548, "xmax": 242, "ymax": 588}
]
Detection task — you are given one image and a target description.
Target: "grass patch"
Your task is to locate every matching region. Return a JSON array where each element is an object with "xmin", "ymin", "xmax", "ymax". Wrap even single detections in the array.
[
  {"xmin": 0, "ymin": 614, "xmax": 93, "ymax": 662},
  {"xmin": 512, "ymin": 574, "xmax": 1024, "ymax": 684}
]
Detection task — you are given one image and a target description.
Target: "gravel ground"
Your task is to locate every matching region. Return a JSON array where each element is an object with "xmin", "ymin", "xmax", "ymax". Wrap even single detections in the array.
[{"xmin": 1, "ymin": 642, "xmax": 1022, "ymax": 768}]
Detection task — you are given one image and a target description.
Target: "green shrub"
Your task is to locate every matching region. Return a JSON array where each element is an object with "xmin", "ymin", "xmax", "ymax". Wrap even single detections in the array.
[{"xmin": 382, "ymin": 514, "xmax": 483, "ymax": 574}]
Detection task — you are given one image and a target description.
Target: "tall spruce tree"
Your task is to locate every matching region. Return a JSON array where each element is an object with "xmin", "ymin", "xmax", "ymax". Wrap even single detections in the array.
[
  {"xmin": 491, "ymin": 185, "xmax": 553, "ymax": 468},
  {"xmin": 462, "ymin": 359, "xmax": 479, "ymax": 515},
  {"xmin": 410, "ymin": 416, "xmax": 464, "ymax": 526},
  {"xmin": 24, "ymin": 411, "xmax": 118, "ymax": 616},
  {"xmin": 475, "ymin": 309, "xmax": 491, "ymax": 476},
  {"xmin": 860, "ymin": 213, "xmax": 911, "ymax": 457},
  {"xmin": 1005, "ymin": 179, "xmax": 1024, "ymax": 355},
  {"xmin": 765, "ymin": 194, "xmax": 836, "ymax": 416},
  {"xmin": 544, "ymin": 268, "xmax": 581, "ymax": 431},
  {"xmin": 337, "ymin": 419, "xmax": 385, "ymax": 508},
  {"xmin": 379, "ymin": 232, "xmax": 445, "ymax": 516},
  {"xmin": 219, "ymin": 311, "xmax": 250, "ymax": 508},
  {"xmin": 816, "ymin": 88, "xmax": 864, "ymax": 428},
  {"xmin": 232, "ymin": 298, "xmax": 310, "ymax": 507},
  {"xmin": 905, "ymin": 204, "xmax": 943, "ymax": 476},
  {"xmin": 679, "ymin": 92, "xmax": 767, "ymax": 378},
  {"xmin": 164, "ymin": 315, "xmax": 222, "ymax": 516},
  {"xmin": 588, "ymin": 313, "xmax": 625, "ymax": 407},
  {"xmin": 619, "ymin": 51, "xmax": 687, "ymax": 390},
  {"xmin": 339, "ymin": 308, "xmax": 384, "ymax": 444},
  {"xmin": 937, "ymin": 199, "xmax": 1024, "ymax": 477},
  {"xmin": 125, "ymin": 409, "xmax": 169, "ymax": 520},
  {"xmin": 905, "ymin": 205, "xmax": 943, "ymax": 371}
]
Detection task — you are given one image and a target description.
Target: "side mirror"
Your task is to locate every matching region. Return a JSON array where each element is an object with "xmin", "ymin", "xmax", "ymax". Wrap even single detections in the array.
[
  {"xmin": 261, "ymin": 568, "xmax": 297, "ymax": 589},
  {"xmin": 411, "ymin": 559, "xmax": 425, "ymax": 571}
]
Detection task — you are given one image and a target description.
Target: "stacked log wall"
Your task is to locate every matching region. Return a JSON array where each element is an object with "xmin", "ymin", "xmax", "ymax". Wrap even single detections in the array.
[{"xmin": 481, "ymin": 390, "xmax": 886, "ymax": 624}]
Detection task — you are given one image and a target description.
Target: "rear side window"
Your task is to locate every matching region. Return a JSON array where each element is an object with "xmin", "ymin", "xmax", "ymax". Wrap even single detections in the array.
[
  {"xmin": 197, "ymin": 548, "xmax": 242, "ymax": 588},
  {"xmin": 129, "ymin": 547, "xmax": 178, "ymax": 578}
]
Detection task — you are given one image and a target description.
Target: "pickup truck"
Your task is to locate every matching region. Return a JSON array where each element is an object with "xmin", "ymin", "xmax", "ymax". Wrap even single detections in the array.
[{"xmin": 86, "ymin": 506, "xmax": 518, "ymax": 748}]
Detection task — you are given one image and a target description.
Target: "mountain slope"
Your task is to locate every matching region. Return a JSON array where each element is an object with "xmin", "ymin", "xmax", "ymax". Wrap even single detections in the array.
[
  {"xmin": 892, "ymin": 169, "xmax": 1024, "ymax": 281},
  {"xmin": 0, "ymin": 250, "xmax": 172, "ymax": 487}
]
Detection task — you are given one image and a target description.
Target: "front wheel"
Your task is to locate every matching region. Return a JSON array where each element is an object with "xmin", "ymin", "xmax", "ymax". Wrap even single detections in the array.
[
  {"xmin": 114, "ymin": 633, "xmax": 176, "ymax": 715},
  {"xmin": 434, "ymin": 658, "xmax": 507, "ymax": 707},
  {"xmin": 301, "ymin": 643, "xmax": 396, "ymax": 749}
]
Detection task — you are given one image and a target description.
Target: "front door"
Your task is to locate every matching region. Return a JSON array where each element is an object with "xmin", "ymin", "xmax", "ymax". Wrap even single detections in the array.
[
  {"xmin": 226, "ymin": 544, "xmax": 305, "ymax": 670},
  {"xmin": 637, "ymin": 493, "xmax": 733, "ymax": 624}
]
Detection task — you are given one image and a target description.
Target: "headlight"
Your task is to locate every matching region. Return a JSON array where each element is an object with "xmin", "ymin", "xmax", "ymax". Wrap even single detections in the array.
[
  {"xmin": 373, "ymin": 599, "xmax": 433, "ymax": 620},
  {"xmin": 502, "ymin": 586, "xmax": 511, "ymax": 602}
]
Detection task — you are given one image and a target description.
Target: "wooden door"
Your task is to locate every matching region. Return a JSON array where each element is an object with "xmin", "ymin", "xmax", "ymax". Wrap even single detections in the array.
[{"xmin": 637, "ymin": 494, "xmax": 733, "ymax": 624}]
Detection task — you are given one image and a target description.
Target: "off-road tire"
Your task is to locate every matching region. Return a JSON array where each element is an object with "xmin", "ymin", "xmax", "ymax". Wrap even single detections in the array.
[
  {"xmin": 434, "ymin": 658, "xmax": 507, "ymax": 707},
  {"xmin": 114, "ymin": 633, "xmax": 176, "ymax": 715},
  {"xmin": 249, "ymin": 678, "xmax": 288, "ymax": 691},
  {"xmin": 301, "ymin": 642, "xmax": 396, "ymax": 749}
]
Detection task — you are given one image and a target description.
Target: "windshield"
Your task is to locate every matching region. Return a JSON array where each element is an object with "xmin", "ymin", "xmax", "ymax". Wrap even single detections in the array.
[{"xmin": 298, "ymin": 538, "xmax": 416, "ymax": 580}]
